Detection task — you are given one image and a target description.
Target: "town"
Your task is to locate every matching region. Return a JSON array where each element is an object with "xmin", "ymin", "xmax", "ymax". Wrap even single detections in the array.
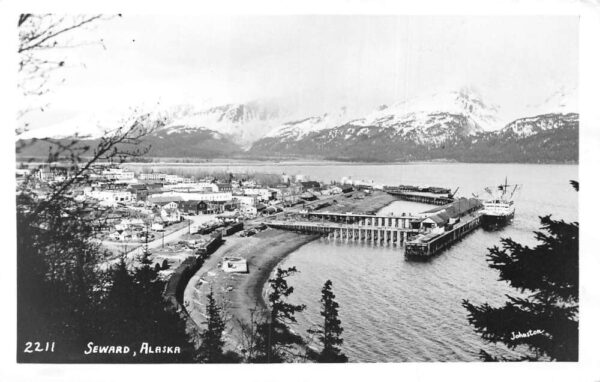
[
  {"xmin": 16, "ymin": 162, "xmax": 484, "ymax": 271},
  {"xmin": 16, "ymin": 163, "xmax": 377, "ymax": 269}
]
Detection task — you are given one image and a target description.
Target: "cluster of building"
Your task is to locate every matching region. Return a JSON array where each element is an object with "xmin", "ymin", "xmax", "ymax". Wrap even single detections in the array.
[
  {"xmin": 340, "ymin": 176, "xmax": 385, "ymax": 190},
  {"xmin": 18, "ymin": 164, "xmax": 351, "ymax": 244}
]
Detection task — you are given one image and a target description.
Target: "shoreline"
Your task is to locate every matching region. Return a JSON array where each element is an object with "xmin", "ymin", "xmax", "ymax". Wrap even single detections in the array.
[
  {"xmin": 182, "ymin": 192, "xmax": 398, "ymax": 354},
  {"xmin": 182, "ymin": 229, "xmax": 319, "ymax": 352},
  {"xmin": 119, "ymin": 159, "xmax": 579, "ymax": 167}
]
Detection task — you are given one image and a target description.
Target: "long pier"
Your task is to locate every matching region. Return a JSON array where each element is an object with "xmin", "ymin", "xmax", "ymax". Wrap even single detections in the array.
[
  {"xmin": 267, "ymin": 188, "xmax": 484, "ymax": 257},
  {"xmin": 267, "ymin": 211, "xmax": 422, "ymax": 246},
  {"xmin": 266, "ymin": 220, "xmax": 419, "ymax": 246},
  {"xmin": 405, "ymin": 213, "xmax": 482, "ymax": 259},
  {"xmin": 301, "ymin": 211, "xmax": 420, "ymax": 228}
]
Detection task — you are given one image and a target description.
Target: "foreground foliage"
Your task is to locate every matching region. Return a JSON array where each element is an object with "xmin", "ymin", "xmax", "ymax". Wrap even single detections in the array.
[
  {"xmin": 309, "ymin": 280, "xmax": 348, "ymax": 363},
  {"xmin": 250, "ymin": 267, "xmax": 306, "ymax": 363},
  {"xmin": 463, "ymin": 182, "xmax": 578, "ymax": 361}
]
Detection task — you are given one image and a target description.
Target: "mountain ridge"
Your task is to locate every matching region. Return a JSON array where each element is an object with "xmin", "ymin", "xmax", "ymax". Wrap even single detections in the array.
[{"xmin": 16, "ymin": 88, "xmax": 578, "ymax": 163}]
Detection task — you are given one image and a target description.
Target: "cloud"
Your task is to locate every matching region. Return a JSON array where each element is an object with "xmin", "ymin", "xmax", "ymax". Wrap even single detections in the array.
[{"xmin": 25, "ymin": 15, "xmax": 578, "ymax": 130}]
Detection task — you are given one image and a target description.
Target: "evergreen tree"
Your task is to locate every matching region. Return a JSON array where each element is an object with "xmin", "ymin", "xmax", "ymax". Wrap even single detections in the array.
[
  {"xmin": 100, "ymin": 258, "xmax": 139, "ymax": 347},
  {"xmin": 16, "ymin": 14, "xmax": 197, "ymax": 363},
  {"xmin": 197, "ymin": 289, "xmax": 227, "ymax": 363},
  {"xmin": 462, "ymin": 182, "xmax": 578, "ymax": 361},
  {"xmin": 99, "ymin": 255, "xmax": 197, "ymax": 363},
  {"xmin": 309, "ymin": 280, "xmax": 348, "ymax": 363},
  {"xmin": 252, "ymin": 267, "xmax": 306, "ymax": 363},
  {"xmin": 17, "ymin": 181, "xmax": 106, "ymax": 361}
]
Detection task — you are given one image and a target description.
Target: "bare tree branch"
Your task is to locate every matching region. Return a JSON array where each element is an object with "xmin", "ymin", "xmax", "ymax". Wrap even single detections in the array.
[
  {"xmin": 19, "ymin": 15, "xmax": 103, "ymax": 53},
  {"xmin": 17, "ymin": 14, "xmax": 107, "ymax": 134}
]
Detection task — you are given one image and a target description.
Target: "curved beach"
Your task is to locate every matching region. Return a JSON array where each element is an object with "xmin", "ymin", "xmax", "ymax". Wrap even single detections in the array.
[
  {"xmin": 183, "ymin": 229, "xmax": 319, "ymax": 350},
  {"xmin": 182, "ymin": 191, "xmax": 399, "ymax": 351}
]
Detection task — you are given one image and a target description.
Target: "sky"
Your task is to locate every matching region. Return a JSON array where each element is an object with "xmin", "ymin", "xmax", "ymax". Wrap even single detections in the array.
[{"xmin": 22, "ymin": 15, "xmax": 579, "ymax": 131}]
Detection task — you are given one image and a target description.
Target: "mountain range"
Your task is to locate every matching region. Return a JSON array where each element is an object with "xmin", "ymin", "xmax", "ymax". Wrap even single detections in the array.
[{"xmin": 17, "ymin": 88, "xmax": 578, "ymax": 163}]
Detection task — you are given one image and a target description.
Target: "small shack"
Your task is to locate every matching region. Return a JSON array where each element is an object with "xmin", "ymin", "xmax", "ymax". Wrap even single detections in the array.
[{"xmin": 222, "ymin": 257, "xmax": 248, "ymax": 273}]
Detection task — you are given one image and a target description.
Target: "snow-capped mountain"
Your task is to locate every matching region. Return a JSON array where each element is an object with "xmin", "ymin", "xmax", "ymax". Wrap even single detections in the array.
[
  {"xmin": 162, "ymin": 101, "xmax": 285, "ymax": 147},
  {"xmin": 252, "ymin": 88, "xmax": 501, "ymax": 151},
  {"xmin": 499, "ymin": 113, "xmax": 578, "ymax": 138},
  {"xmin": 263, "ymin": 107, "xmax": 349, "ymax": 142},
  {"xmin": 17, "ymin": 87, "xmax": 578, "ymax": 163},
  {"xmin": 249, "ymin": 87, "xmax": 577, "ymax": 162},
  {"xmin": 350, "ymin": 88, "xmax": 500, "ymax": 133},
  {"xmin": 19, "ymin": 101, "xmax": 286, "ymax": 147},
  {"xmin": 499, "ymin": 87, "xmax": 577, "ymax": 138}
]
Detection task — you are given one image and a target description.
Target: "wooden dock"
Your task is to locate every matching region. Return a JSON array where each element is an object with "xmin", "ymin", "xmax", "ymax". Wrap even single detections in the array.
[
  {"xmin": 384, "ymin": 187, "xmax": 453, "ymax": 205},
  {"xmin": 267, "ymin": 194, "xmax": 483, "ymax": 256},
  {"xmin": 266, "ymin": 220, "xmax": 419, "ymax": 247},
  {"xmin": 405, "ymin": 213, "xmax": 482, "ymax": 259}
]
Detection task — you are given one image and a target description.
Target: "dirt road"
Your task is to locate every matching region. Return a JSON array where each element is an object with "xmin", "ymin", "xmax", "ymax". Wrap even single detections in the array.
[{"xmin": 183, "ymin": 229, "xmax": 318, "ymax": 352}]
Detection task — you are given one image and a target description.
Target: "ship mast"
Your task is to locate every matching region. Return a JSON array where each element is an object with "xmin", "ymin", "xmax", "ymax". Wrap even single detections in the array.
[{"xmin": 510, "ymin": 184, "xmax": 519, "ymax": 199}]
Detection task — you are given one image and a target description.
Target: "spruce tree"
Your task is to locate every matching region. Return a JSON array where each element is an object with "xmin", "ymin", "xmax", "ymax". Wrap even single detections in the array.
[
  {"xmin": 98, "ymin": 255, "xmax": 197, "ymax": 363},
  {"xmin": 310, "ymin": 280, "xmax": 348, "ymax": 363},
  {"xmin": 197, "ymin": 290, "xmax": 226, "ymax": 363},
  {"xmin": 462, "ymin": 182, "xmax": 578, "ymax": 361},
  {"xmin": 252, "ymin": 266, "xmax": 306, "ymax": 363},
  {"xmin": 99, "ymin": 258, "xmax": 139, "ymax": 348},
  {"xmin": 16, "ymin": 14, "xmax": 197, "ymax": 362}
]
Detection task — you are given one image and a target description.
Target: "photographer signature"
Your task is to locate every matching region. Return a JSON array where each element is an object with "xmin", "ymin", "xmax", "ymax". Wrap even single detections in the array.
[{"xmin": 510, "ymin": 329, "xmax": 545, "ymax": 341}]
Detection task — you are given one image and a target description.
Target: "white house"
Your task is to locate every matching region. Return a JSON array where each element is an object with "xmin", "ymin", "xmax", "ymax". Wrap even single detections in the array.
[
  {"xmin": 243, "ymin": 188, "xmax": 271, "ymax": 201},
  {"xmin": 160, "ymin": 203, "xmax": 181, "ymax": 223},
  {"xmin": 234, "ymin": 195, "xmax": 258, "ymax": 207},
  {"xmin": 86, "ymin": 190, "xmax": 134, "ymax": 207},
  {"xmin": 101, "ymin": 168, "xmax": 135, "ymax": 181},
  {"xmin": 139, "ymin": 172, "xmax": 166, "ymax": 181},
  {"xmin": 151, "ymin": 222, "xmax": 165, "ymax": 231},
  {"xmin": 150, "ymin": 191, "xmax": 232, "ymax": 203},
  {"xmin": 164, "ymin": 174, "xmax": 194, "ymax": 184}
]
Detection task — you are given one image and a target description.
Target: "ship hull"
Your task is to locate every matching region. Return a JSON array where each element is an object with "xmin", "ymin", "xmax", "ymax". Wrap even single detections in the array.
[{"xmin": 481, "ymin": 211, "xmax": 514, "ymax": 231}]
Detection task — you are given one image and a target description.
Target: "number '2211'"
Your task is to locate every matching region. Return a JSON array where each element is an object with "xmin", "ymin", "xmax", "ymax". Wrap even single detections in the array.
[{"xmin": 23, "ymin": 342, "xmax": 55, "ymax": 353}]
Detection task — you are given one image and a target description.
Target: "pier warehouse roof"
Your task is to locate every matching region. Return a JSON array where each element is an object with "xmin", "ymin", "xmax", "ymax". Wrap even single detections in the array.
[
  {"xmin": 444, "ymin": 198, "xmax": 482, "ymax": 218},
  {"xmin": 423, "ymin": 197, "xmax": 482, "ymax": 217},
  {"xmin": 426, "ymin": 211, "xmax": 451, "ymax": 225}
]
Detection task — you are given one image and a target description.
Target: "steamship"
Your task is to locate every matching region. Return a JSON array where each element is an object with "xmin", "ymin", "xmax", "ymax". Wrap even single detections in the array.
[{"xmin": 480, "ymin": 178, "xmax": 520, "ymax": 231}]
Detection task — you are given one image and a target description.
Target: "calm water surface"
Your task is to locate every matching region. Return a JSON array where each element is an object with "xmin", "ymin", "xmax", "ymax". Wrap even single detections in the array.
[{"xmin": 263, "ymin": 163, "xmax": 577, "ymax": 362}]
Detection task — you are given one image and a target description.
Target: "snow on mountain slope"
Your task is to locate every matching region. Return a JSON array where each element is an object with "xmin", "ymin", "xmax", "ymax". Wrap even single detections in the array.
[
  {"xmin": 19, "ymin": 101, "xmax": 285, "ymax": 148},
  {"xmin": 163, "ymin": 102, "xmax": 284, "ymax": 147},
  {"xmin": 255, "ymin": 88, "xmax": 501, "ymax": 148},
  {"xmin": 19, "ymin": 86, "xmax": 576, "ymax": 160},
  {"xmin": 499, "ymin": 86, "xmax": 578, "ymax": 138},
  {"xmin": 500, "ymin": 113, "xmax": 578, "ymax": 138},
  {"xmin": 350, "ymin": 88, "xmax": 500, "ymax": 133},
  {"xmin": 263, "ymin": 107, "xmax": 349, "ymax": 141}
]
